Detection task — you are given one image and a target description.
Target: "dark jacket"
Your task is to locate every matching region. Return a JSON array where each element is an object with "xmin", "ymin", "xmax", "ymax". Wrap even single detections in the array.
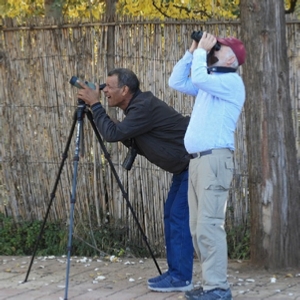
[{"xmin": 91, "ymin": 90, "xmax": 190, "ymax": 174}]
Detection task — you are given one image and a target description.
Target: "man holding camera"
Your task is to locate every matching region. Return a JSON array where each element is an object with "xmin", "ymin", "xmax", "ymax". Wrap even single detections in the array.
[
  {"xmin": 76, "ymin": 68, "xmax": 194, "ymax": 292},
  {"xmin": 169, "ymin": 32, "xmax": 246, "ymax": 300}
]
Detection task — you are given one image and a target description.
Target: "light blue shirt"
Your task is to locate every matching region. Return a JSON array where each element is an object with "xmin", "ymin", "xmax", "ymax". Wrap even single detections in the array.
[{"xmin": 169, "ymin": 48, "xmax": 245, "ymax": 153}]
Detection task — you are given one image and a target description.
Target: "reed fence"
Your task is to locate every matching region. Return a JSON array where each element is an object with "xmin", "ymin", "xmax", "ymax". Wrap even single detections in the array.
[{"xmin": 0, "ymin": 16, "xmax": 299, "ymax": 256}]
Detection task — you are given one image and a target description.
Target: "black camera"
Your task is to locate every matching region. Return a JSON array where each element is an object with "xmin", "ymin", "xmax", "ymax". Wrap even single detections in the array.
[
  {"xmin": 191, "ymin": 31, "xmax": 221, "ymax": 51},
  {"xmin": 69, "ymin": 76, "xmax": 106, "ymax": 90},
  {"xmin": 122, "ymin": 147, "xmax": 138, "ymax": 171}
]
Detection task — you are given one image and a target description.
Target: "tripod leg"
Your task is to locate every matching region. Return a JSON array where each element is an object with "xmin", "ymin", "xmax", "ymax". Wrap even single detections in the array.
[
  {"xmin": 23, "ymin": 109, "xmax": 78, "ymax": 283},
  {"xmin": 64, "ymin": 101, "xmax": 86, "ymax": 300},
  {"xmin": 85, "ymin": 109, "xmax": 162, "ymax": 275}
]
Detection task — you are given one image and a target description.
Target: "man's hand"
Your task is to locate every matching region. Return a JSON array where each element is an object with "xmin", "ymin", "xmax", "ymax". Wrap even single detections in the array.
[
  {"xmin": 198, "ymin": 32, "xmax": 217, "ymax": 53},
  {"xmin": 189, "ymin": 40, "xmax": 198, "ymax": 54},
  {"xmin": 76, "ymin": 81, "xmax": 100, "ymax": 106}
]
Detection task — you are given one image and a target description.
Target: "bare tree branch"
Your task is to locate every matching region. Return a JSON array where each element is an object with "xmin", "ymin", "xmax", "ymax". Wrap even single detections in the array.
[
  {"xmin": 173, "ymin": 4, "xmax": 211, "ymax": 18},
  {"xmin": 152, "ymin": 0, "xmax": 212, "ymax": 19},
  {"xmin": 152, "ymin": 0, "xmax": 170, "ymax": 18}
]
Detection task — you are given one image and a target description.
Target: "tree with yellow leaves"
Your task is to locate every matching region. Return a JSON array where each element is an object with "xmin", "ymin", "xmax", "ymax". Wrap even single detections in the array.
[
  {"xmin": 0, "ymin": 0, "xmax": 106, "ymax": 19},
  {"xmin": 119, "ymin": 0, "xmax": 239, "ymax": 20},
  {"xmin": 0, "ymin": 0, "xmax": 299, "ymax": 20}
]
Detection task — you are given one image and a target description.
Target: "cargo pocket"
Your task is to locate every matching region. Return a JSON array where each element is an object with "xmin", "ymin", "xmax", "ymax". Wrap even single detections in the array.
[
  {"xmin": 203, "ymin": 186, "xmax": 228, "ymax": 220},
  {"xmin": 220, "ymin": 156, "xmax": 234, "ymax": 190}
]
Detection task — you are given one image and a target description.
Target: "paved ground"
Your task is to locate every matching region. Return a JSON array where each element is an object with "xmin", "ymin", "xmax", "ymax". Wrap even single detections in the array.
[{"xmin": 0, "ymin": 255, "xmax": 300, "ymax": 300}]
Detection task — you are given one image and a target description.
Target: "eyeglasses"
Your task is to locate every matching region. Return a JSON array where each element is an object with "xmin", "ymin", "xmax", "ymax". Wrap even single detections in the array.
[{"xmin": 105, "ymin": 85, "xmax": 124, "ymax": 90}]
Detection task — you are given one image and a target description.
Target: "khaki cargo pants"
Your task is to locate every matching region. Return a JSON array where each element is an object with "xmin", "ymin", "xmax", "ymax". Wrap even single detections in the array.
[{"xmin": 188, "ymin": 148, "xmax": 233, "ymax": 291}]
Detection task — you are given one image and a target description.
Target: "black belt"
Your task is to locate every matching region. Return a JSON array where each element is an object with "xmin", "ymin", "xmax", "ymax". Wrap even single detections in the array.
[{"xmin": 190, "ymin": 149, "xmax": 212, "ymax": 159}]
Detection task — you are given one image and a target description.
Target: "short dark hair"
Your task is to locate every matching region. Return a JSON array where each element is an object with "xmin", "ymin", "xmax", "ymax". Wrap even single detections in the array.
[{"xmin": 107, "ymin": 68, "xmax": 140, "ymax": 93}]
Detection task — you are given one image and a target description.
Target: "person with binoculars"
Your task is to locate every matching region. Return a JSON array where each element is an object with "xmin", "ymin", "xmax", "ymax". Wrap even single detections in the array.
[
  {"xmin": 75, "ymin": 67, "xmax": 194, "ymax": 292},
  {"xmin": 169, "ymin": 31, "xmax": 246, "ymax": 300}
]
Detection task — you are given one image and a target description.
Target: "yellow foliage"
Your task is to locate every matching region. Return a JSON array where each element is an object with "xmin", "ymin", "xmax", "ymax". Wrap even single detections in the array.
[
  {"xmin": 0, "ymin": 0, "xmax": 239, "ymax": 19},
  {"xmin": 118, "ymin": 0, "xmax": 239, "ymax": 20},
  {"xmin": 0, "ymin": 0, "xmax": 299, "ymax": 20}
]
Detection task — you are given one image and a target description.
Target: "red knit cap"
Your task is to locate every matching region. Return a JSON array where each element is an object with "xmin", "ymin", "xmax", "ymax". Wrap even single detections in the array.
[{"xmin": 216, "ymin": 37, "xmax": 246, "ymax": 65}]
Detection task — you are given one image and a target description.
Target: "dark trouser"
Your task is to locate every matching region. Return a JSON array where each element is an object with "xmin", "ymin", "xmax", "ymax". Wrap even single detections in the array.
[{"xmin": 164, "ymin": 169, "xmax": 194, "ymax": 281}]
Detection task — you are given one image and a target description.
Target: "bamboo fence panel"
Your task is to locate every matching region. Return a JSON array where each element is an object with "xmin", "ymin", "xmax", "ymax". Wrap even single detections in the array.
[{"xmin": 0, "ymin": 16, "xmax": 299, "ymax": 255}]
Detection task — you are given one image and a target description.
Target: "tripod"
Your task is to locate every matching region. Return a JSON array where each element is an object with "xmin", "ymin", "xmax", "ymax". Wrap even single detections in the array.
[{"xmin": 23, "ymin": 100, "xmax": 161, "ymax": 300}]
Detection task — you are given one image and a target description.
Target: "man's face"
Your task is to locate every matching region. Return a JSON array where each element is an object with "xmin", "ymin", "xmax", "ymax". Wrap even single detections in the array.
[
  {"xmin": 209, "ymin": 44, "xmax": 233, "ymax": 67},
  {"xmin": 103, "ymin": 75, "xmax": 125, "ymax": 107}
]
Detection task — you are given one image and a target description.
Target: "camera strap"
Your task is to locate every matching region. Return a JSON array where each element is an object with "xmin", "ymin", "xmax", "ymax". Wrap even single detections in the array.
[{"xmin": 207, "ymin": 67, "xmax": 237, "ymax": 74}]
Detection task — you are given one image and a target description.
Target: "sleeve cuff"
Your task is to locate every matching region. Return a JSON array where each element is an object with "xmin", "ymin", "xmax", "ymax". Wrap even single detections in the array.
[
  {"xmin": 91, "ymin": 102, "xmax": 102, "ymax": 111},
  {"xmin": 193, "ymin": 48, "xmax": 207, "ymax": 66},
  {"xmin": 182, "ymin": 50, "xmax": 193, "ymax": 61}
]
